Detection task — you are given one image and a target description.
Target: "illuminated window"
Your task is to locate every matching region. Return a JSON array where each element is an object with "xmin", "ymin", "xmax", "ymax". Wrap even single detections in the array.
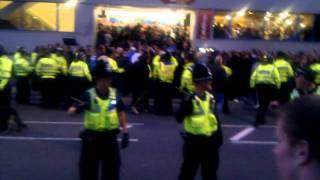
[
  {"xmin": 213, "ymin": 11, "xmax": 231, "ymax": 38},
  {"xmin": 298, "ymin": 14, "xmax": 314, "ymax": 41},
  {"xmin": 58, "ymin": 3, "xmax": 75, "ymax": 32},
  {"xmin": 263, "ymin": 12, "xmax": 298, "ymax": 40},
  {"xmin": 0, "ymin": 1, "xmax": 22, "ymax": 29},
  {"xmin": 23, "ymin": 2, "xmax": 57, "ymax": 31},
  {"xmin": 231, "ymin": 11, "xmax": 264, "ymax": 39}
]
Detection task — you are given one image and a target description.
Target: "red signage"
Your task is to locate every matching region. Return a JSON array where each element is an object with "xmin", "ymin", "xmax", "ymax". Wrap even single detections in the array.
[
  {"xmin": 196, "ymin": 10, "xmax": 213, "ymax": 40},
  {"xmin": 161, "ymin": 0, "xmax": 195, "ymax": 4}
]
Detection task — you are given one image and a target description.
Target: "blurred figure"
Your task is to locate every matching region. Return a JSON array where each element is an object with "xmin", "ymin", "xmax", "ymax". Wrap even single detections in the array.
[
  {"xmin": 207, "ymin": 54, "xmax": 228, "ymax": 113},
  {"xmin": 128, "ymin": 52, "xmax": 150, "ymax": 114},
  {"xmin": 290, "ymin": 67, "xmax": 320, "ymax": 100},
  {"xmin": 250, "ymin": 55, "xmax": 281, "ymax": 127},
  {"xmin": 309, "ymin": 59, "xmax": 320, "ymax": 86},
  {"xmin": 35, "ymin": 50, "xmax": 59, "ymax": 108},
  {"xmin": 274, "ymin": 52, "xmax": 294, "ymax": 104},
  {"xmin": 0, "ymin": 45, "xmax": 26, "ymax": 132},
  {"xmin": 14, "ymin": 50, "xmax": 33, "ymax": 104},
  {"xmin": 176, "ymin": 63, "xmax": 222, "ymax": 180},
  {"xmin": 180, "ymin": 51, "xmax": 196, "ymax": 93},
  {"xmin": 274, "ymin": 95, "xmax": 320, "ymax": 180},
  {"xmin": 68, "ymin": 51, "xmax": 92, "ymax": 105},
  {"xmin": 152, "ymin": 51, "xmax": 178, "ymax": 115}
]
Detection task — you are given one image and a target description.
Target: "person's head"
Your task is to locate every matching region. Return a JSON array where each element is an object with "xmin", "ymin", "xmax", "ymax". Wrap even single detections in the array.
[
  {"xmin": 192, "ymin": 63, "xmax": 212, "ymax": 92},
  {"xmin": 185, "ymin": 51, "xmax": 196, "ymax": 63},
  {"xmin": 261, "ymin": 54, "xmax": 273, "ymax": 64},
  {"xmin": 295, "ymin": 68, "xmax": 315, "ymax": 91},
  {"xmin": 273, "ymin": 95, "xmax": 320, "ymax": 180},
  {"xmin": 277, "ymin": 51, "xmax": 287, "ymax": 60},
  {"xmin": 215, "ymin": 55, "xmax": 223, "ymax": 65},
  {"xmin": 94, "ymin": 60, "xmax": 113, "ymax": 89}
]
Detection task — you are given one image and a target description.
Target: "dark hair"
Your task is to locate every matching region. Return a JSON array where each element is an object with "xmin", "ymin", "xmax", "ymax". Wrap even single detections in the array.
[{"xmin": 278, "ymin": 95, "xmax": 320, "ymax": 161}]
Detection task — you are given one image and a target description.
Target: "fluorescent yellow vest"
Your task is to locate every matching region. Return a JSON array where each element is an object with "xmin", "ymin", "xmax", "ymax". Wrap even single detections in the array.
[
  {"xmin": 184, "ymin": 92, "xmax": 218, "ymax": 136},
  {"xmin": 310, "ymin": 63, "xmax": 320, "ymax": 85},
  {"xmin": 36, "ymin": 58, "xmax": 59, "ymax": 79},
  {"xmin": 0, "ymin": 55, "xmax": 13, "ymax": 90},
  {"xmin": 14, "ymin": 57, "xmax": 32, "ymax": 77},
  {"xmin": 84, "ymin": 88, "xmax": 119, "ymax": 131},
  {"xmin": 180, "ymin": 62, "xmax": 195, "ymax": 92},
  {"xmin": 250, "ymin": 64, "xmax": 281, "ymax": 89},
  {"xmin": 274, "ymin": 59, "xmax": 294, "ymax": 83}
]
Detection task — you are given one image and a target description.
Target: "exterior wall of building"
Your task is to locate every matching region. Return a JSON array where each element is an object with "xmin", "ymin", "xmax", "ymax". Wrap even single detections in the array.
[
  {"xmin": 0, "ymin": 3, "xmax": 94, "ymax": 52},
  {"xmin": 1, "ymin": 0, "xmax": 320, "ymax": 52}
]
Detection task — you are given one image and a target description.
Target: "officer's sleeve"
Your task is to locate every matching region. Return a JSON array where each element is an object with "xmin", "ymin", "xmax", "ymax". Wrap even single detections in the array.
[
  {"xmin": 273, "ymin": 68, "xmax": 281, "ymax": 89},
  {"xmin": 250, "ymin": 68, "xmax": 258, "ymax": 88},
  {"xmin": 176, "ymin": 94, "xmax": 193, "ymax": 123},
  {"xmin": 73, "ymin": 92, "xmax": 90, "ymax": 112},
  {"xmin": 84, "ymin": 63, "xmax": 92, "ymax": 82},
  {"xmin": 213, "ymin": 98, "xmax": 223, "ymax": 147},
  {"xmin": 116, "ymin": 96, "xmax": 126, "ymax": 112}
]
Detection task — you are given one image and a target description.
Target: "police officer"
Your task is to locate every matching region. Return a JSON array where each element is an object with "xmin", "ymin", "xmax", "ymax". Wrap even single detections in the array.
[
  {"xmin": 0, "ymin": 45, "xmax": 26, "ymax": 132},
  {"xmin": 290, "ymin": 67, "xmax": 320, "ymax": 100},
  {"xmin": 309, "ymin": 59, "xmax": 320, "ymax": 86},
  {"xmin": 68, "ymin": 51, "xmax": 92, "ymax": 105},
  {"xmin": 176, "ymin": 63, "xmax": 223, "ymax": 180},
  {"xmin": 68, "ymin": 60, "xmax": 129, "ymax": 180},
  {"xmin": 35, "ymin": 50, "xmax": 59, "ymax": 108},
  {"xmin": 250, "ymin": 55, "xmax": 281, "ymax": 127},
  {"xmin": 180, "ymin": 51, "xmax": 196, "ymax": 93},
  {"xmin": 274, "ymin": 51, "xmax": 294, "ymax": 104},
  {"xmin": 153, "ymin": 51, "xmax": 178, "ymax": 115},
  {"xmin": 14, "ymin": 50, "xmax": 33, "ymax": 104}
]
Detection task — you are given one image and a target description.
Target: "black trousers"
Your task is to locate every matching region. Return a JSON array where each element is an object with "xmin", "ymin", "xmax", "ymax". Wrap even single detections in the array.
[
  {"xmin": 178, "ymin": 136, "xmax": 220, "ymax": 180},
  {"xmin": 256, "ymin": 84, "xmax": 277, "ymax": 124},
  {"xmin": 39, "ymin": 78, "xmax": 58, "ymax": 108},
  {"xmin": 278, "ymin": 82, "xmax": 291, "ymax": 105},
  {"xmin": 80, "ymin": 131, "xmax": 121, "ymax": 180},
  {"xmin": 153, "ymin": 81, "xmax": 173, "ymax": 116},
  {"xmin": 0, "ymin": 85, "xmax": 23, "ymax": 131},
  {"xmin": 16, "ymin": 76, "xmax": 31, "ymax": 104}
]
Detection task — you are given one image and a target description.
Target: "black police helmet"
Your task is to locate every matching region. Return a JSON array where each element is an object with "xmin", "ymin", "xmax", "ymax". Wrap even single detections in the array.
[
  {"xmin": 296, "ymin": 67, "xmax": 315, "ymax": 83},
  {"xmin": 94, "ymin": 60, "xmax": 114, "ymax": 78},
  {"xmin": 192, "ymin": 63, "xmax": 212, "ymax": 82}
]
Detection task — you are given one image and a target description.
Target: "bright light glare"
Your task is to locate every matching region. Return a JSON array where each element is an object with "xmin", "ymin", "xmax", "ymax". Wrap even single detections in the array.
[
  {"xmin": 107, "ymin": 9, "xmax": 186, "ymax": 25},
  {"xmin": 225, "ymin": 15, "xmax": 232, "ymax": 20},
  {"xmin": 236, "ymin": 8, "xmax": 247, "ymax": 17},
  {"xmin": 285, "ymin": 19, "xmax": 293, "ymax": 25},
  {"xmin": 65, "ymin": 0, "xmax": 78, "ymax": 8},
  {"xmin": 279, "ymin": 11, "xmax": 290, "ymax": 19},
  {"xmin": 300, "ymin": 23, "xmax": 306, "ymax": 28}
]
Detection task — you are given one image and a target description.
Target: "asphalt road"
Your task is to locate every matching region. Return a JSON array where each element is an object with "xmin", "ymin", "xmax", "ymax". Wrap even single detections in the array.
[{"xmin": 0, "ymin": 102, "xmax": 279, "ymax": 180}]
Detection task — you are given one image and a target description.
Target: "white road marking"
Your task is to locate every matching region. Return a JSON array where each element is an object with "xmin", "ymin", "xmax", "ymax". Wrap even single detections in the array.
[
  {"xmin": 0, "ymin": 136, "xmax": 139, "ymax": 142},
  {"xmin": 230, "ymin": 127, "xmax": 256, "ymax": 141},
  {"xmin": 231, "ymin": 140, "xmax": 277, "ymax": 145},
  {"xmin": 25, "ymin": 121, "xmax": 144, "ymax": 126},
  {"xmin": 222, "ymin": 124, "xmax": 275, "ymax": 128}
]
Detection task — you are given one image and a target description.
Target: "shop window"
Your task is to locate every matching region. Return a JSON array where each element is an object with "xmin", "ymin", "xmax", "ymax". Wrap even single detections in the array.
[
  {"xmin": 0, "ymin": 1, "xmax": 22, "ymax": 29},
  {"xmin": 263, "ymin": 12, "xmax": 298, "ymax": 40},
  {"xmin": 298, "ymin": 15, "xmax": 314, "ymax": 41},
  {"xmin": 231, "ymin": 11, "xmax": 264, "ymax": 39},
  {"xmin": 58, "ymin": 3, "xmax": 75, "ymax": 32},
  {"xmin": 213, "ymin": 11, "xmax": 231, "ymax": 38},
  {"xmin": 23, "ymin": 2, "xmax": 57, "ymax": 31}
]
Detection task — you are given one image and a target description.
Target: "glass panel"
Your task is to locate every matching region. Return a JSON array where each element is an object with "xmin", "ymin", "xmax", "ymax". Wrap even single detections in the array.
[
  {"xmin": 263, "ymin": 12, "xmax": 297, "ymax": 40},
  {"xmin": 0, "ymin": 1, "xmax": 21, "ymax": 29},
  {"xmin": 213, "ymin": 11, "xmax": 231, "ymax": 38},
  {"xmin": 298, "ymin": 14, "xmax": 314, "ymax": 41},
  {"xmin": 23, "ymin": 2, "xmax": 57, "ymax": 31},
  {"xmin": 231, "ymin": 11, "xmax": 264, "ymax": 39},
  {"xmin": 58, "ymin": 3, "xmax": 75, "ymax": 32}
]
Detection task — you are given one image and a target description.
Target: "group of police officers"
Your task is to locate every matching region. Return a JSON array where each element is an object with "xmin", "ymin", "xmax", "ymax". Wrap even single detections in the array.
[{"xmin": 1, "ymin": 43, "xmax": 320, "ymax": 180}]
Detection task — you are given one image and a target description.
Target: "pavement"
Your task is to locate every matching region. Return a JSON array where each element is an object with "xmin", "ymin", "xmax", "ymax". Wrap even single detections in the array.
[{"xmin": 0, "ymin": 102, "xmax": 280, "ymax": 180}]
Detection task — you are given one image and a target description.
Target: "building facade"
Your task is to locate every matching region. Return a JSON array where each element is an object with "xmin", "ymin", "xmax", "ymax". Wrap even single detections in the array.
[{"xmin": 1, "ymin": 0, "xmax": 320, "ymax": 52}]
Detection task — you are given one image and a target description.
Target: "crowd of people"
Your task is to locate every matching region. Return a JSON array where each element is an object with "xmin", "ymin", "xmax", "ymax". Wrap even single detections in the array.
[{"xmin": 0, "ymin": 36, "xmax": 320, "ymax": 180}]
